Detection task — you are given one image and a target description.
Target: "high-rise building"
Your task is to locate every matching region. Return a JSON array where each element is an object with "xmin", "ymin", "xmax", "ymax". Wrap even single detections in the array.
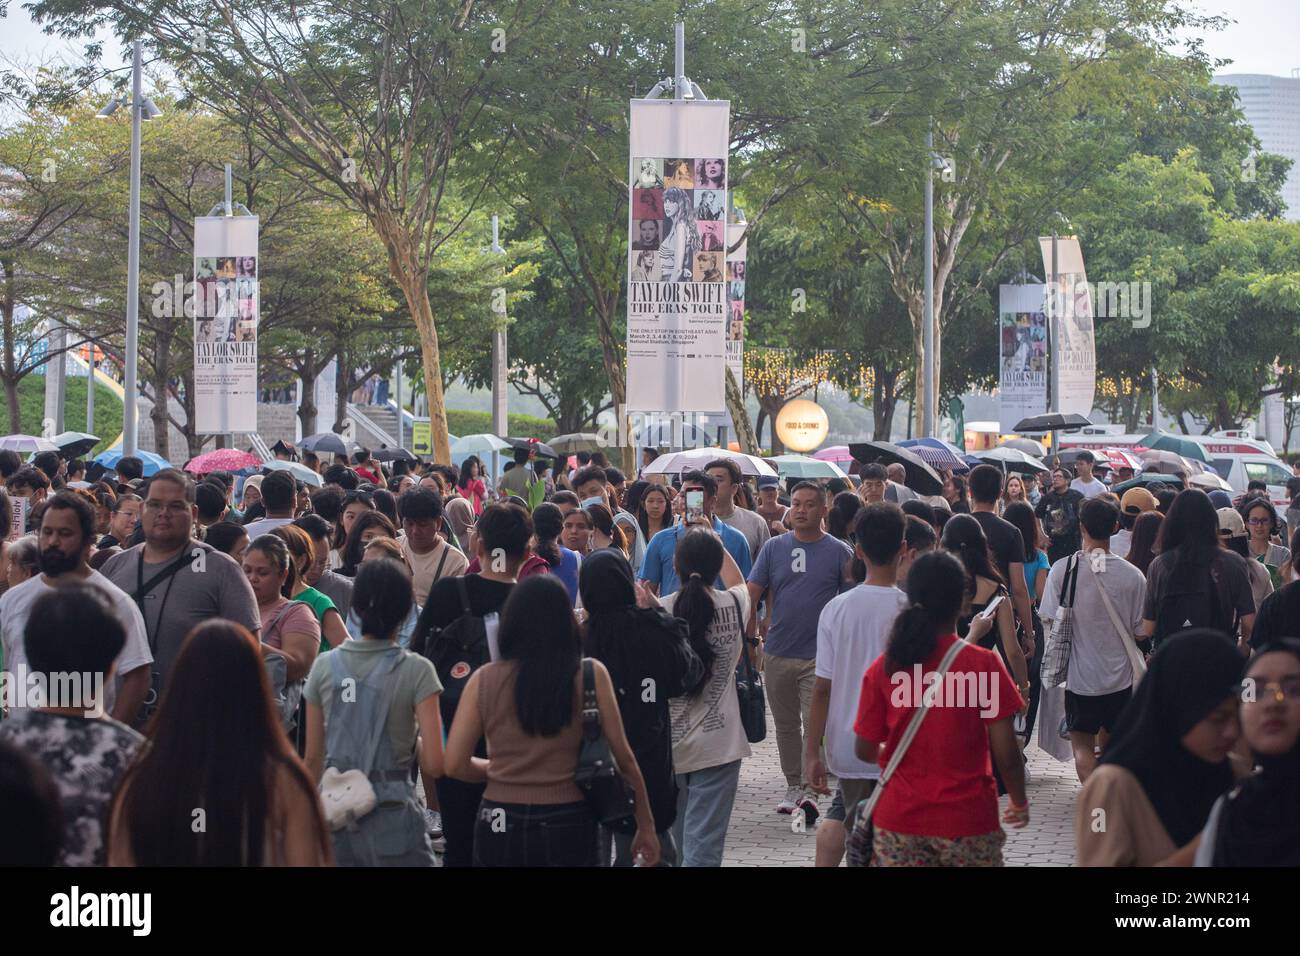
[{"xmin": 1212, "ymin": 72, "xmax": 1300, "ymax": 220}]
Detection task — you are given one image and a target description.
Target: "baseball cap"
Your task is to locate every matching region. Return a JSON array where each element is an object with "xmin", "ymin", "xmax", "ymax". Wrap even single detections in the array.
[
  {"xmin": 1217, "ymin": 507, "xmax": 1246, "ymax": 538},
  {"xmin": 757, "ymin": 475, "xmax": 779, "ymax": 489},
  {"xmin": 1119, "ymin": 487, "xmax": 1157, "ymax": 515}
]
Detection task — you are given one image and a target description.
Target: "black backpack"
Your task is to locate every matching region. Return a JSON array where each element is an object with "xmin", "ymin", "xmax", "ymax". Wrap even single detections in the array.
[
  {"xmin": 418, "ymin": 576, "xmax": 491, "ymax": 727},
  {"xmin": 1152, "ymin": 553, "xmax": 1235, "ymax": 648}
]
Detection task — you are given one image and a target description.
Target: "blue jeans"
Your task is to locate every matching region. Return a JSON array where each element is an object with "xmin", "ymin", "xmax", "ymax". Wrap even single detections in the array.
[{"xmin": 672, "ymin": 759, "xmax": 742, "ymax": 867}]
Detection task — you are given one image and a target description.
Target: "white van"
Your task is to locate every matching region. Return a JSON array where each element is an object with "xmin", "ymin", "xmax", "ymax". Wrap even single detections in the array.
[{"xmin": 1192, "ymin": 435, "xmax": 1292, "ymax": 507}]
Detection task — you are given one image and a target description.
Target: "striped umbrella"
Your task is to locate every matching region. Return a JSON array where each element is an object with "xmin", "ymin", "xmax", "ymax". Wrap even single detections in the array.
[{"xmin": 898, "ymin": 438, "xmax": 968, "ymax": 472}]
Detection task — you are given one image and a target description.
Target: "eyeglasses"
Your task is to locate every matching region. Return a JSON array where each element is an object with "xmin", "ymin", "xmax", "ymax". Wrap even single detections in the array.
[
  {"xmin": 143, "ymin": 500, "xmax": 190, "ymax": 515},
  {"xmin": 1247, "ymin": 517, "xmax": 1272, "ymax": 526},
  {"xmin": 1242, "ymin": 677, "xmax": 1300, "ymax": 704}
]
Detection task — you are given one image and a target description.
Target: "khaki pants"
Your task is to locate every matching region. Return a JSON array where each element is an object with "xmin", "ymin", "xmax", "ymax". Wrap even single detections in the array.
[{"xmin": 764, "ymin": 654, "xmax": 816, "ymax": 790}]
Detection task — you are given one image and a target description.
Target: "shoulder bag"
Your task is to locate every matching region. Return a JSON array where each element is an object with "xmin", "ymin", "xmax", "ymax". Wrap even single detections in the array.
[
  {"xmin": 574, "ymin": 658, "xmax": 638, "ymax": 834},
  {"xmin": 1085, "ymin": 553, "xmax": 1147, "ymax": 688},
  {"xmin": 845, "ymin": 636, "xmax": 967, "ymax": 867},
  {"xmin": 732, "ymin": 593, "xmax": 767, "ymax": 743},
  {"xmin": 1039, "ymin": 553, "xmax": 1080, "ymax": 689}
]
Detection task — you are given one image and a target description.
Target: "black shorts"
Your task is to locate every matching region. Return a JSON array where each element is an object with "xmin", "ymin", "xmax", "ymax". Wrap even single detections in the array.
[{"xmin": 1064, "ymin": 687, "xmax": 1132, "ymax": 736}]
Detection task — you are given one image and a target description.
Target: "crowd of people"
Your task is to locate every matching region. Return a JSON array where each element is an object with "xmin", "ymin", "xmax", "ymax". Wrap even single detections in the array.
[{"xmin": 0, "ymin": 439, "xmax": 1295, "ymax": 868}]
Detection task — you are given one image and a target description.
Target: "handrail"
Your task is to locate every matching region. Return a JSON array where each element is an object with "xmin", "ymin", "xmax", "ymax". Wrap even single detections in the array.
[{"xmin": 345, "ymin": 402, "xmax": 398, "ymax": 448}]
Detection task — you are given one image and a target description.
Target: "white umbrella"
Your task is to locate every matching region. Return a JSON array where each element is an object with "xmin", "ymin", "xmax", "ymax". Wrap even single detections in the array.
[
  {"xmin": 767, "ymin": 454, "xmax": 849, "ymax": 481},
  {"xmin": 1188, "ymin": 471, "xmax": 1232, "ymax": 493},
  {"xmin": 0, "ymin": 434, "xmax": 58, "ymax": 454},
  {"xmin": 262, "ymin": 459, "xmax": 323, "ymax": 487},
  {"xmin": 451, "ymin": 433, "xmax": 511, "ymax": 457},
  {"xmin": 643, "ymin": 447, "xmax": 777, "ymax": 478}
]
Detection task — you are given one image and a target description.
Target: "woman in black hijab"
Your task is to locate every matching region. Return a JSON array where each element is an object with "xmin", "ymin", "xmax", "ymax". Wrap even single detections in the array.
[
  {"xmin": 1193, "ymin": 638, "xmax": 1300, "ymax": 866},
  {"xmin": 579, "ymin": 550, "xmax": 702, "ymax": 866},
  {"xmin": 1075, "ymin": 629, "xmax": 1244, "ymax": 866}
]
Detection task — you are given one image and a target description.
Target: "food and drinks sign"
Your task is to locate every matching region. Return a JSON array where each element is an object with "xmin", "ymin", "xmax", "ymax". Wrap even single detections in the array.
[
  {"xmin": 625, "ymin": 98, "xmax": 731, "ymax": 414},
  {"xmin": 193, "ymin": 215, "xmax": 259, "ymax": 434}
]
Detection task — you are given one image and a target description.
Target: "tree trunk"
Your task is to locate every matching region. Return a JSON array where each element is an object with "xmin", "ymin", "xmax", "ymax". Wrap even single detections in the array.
[
  {"xmin": 725, "ymin": 366, "xmax": 757, "ymax": 454},
  {"xmin": 297, "ymin": 348, "xmax": 319, "ymax": 436},
  {"xmin": 150, "ymin": 331, "xmax": 173, "ymax": 461},
  {"xmin": 590, "ymin": 293, "xmax": 632, "ymax": 474},
  {"xmin": 372, "ymin": 213, "xmax": 452, "ymax": 462},
  {"xmin": 334, "ymin": 343, "xmax": 351, "ymax": 435},
  {"xmin": 758, "ymin": 395, "xmax": 785, "ymax": 455},
  {"xmin": 1, "ymin": 257, "xmax": 18, "ymax": 433},
  {"xmin": 873, "ymin": 365, "xmax": 899, "ymax": 441}
]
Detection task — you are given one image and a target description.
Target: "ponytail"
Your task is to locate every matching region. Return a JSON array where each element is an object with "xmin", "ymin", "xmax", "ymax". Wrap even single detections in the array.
[
  {"xmin": 674, "ymin": 572, "xmax": 717, "ymax": 695},
  {"xmin": 884, "ymin": 604, "xmax": 941, "ymax": 673},
  {"xmin": 885, "ymin": 549, "xmax": 968, "ymax": 674}
]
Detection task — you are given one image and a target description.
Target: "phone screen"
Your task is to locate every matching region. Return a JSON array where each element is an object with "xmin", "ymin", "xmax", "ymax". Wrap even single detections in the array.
[
  {"xmin": 978, "ymin": 595, "xmax": 1005, "ymax": 620},
  {"xmin": 685, "ymin": 490, "xmax": 705, "ymax": 523}
]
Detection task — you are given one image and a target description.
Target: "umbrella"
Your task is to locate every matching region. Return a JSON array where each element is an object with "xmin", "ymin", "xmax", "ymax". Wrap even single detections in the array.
[
  {"xmin": 451, "ymin": 433, "xmax": 511, "ymax": 457},
  {"xmin": 1139, "ymin": 449, "xmax": 1194, "ymax": 473},
  {"xmin": 643, "ymin": 447, "xmax": 777, "ymax": 478},
  {"xmin": 1013, "ymin": 413, "xmax": 1092, "ymax": 433},
  {"xmin": 1139, "ymin": 431, "xmax": 1208, "ymax": 463},
  {"xmin": 300, "ymin": 432, "xmax": 358, "ymax": 457},
  {"xmin": 51, "ymin": 431, "xmax": 101, "ymax": 458},
  {"xmin": 548, "ymin": 433, "xmax": 607, "ymax": 455},
  {"xmin": 848, "ymin": 441, "xmax": 944, "ymax": 495},
  {"xmin": 898, "ymin": 438, "xmax": 968, "ymax": 472},
  {"xmin": 1052, "ymin": 448, "xmax": 1111, "ymax": 471},
  {"xmin": 0, "ymin": 434, "xmax": 58, "ymax": 454},
  {"xmin": 999, "ymin": 437, "xmax": 1047, "ymax": 457},
  {"xmin": 812, "ymin": 445, "xmax": 854, "ymax": 463},
  {"xmin": 1112, "ymin": 473, "xmax": 1184, "ymax": 495},
  {"xmin": 506, "ymin": 436, "xmax": 559, "ymax": 459},
  {"xmin": 262, "ymin": 459, "xmax": 323, "ymax": 487},
  {"xmin": 767, "ymin": 454, "xmax": 849, "ymax": 481},
  {"xmin": 1188, "ymin": 471, "xmax": 1233, "ymax": 492},
  {"xmin": 184, "ymin": 448, "xmax": 262, "ymax": 474},
  {"xmin": 973, "ymin": 447, "xmax": 1049, "ymax": 474},
  {"xmin": 372, "ymin": 446, "xmax": 417, "ymax": 463},
  {"xmin": 93, "ymin": 447, "xmax": 170, "ymax": 476}
]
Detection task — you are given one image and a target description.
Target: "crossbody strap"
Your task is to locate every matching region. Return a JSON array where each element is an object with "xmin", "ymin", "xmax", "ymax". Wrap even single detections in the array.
[
  {"xmin": 1085, "ymin": 556, "xmax": 1133, "ymax": 646},
  {"xmin": 731, "ymin": 593, "xmax": 756, "ymax": 683},
  {"xmin": 580, "ymin": 658, "xmax": 600, "ymax": 742},
  {"xmin": 855, "ymin": 637, "xmax": 966, "ymax": 827}
]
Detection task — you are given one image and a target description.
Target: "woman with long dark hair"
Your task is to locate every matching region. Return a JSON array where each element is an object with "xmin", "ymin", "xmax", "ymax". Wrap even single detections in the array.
[
  {"xmin": 1141, "ymin": 490, "xmax": 1256, "ymax": 649},
  {"xmin": 1126, "ymin": 510, "xmax": 1163, "ymax": 576},
  {"xmin": 827, "ymin": 491, "xmax": 862, "ymax": 542},
  {"xmin": 1075, "ymin": 629, "xmax": 1244, "ymax": 866},
  {"xmin": 270, "ymin": 524, "xmax": 349, "ymax": 652},
  {"xmin": 532, "ymin": 502, "xmax": 580, "ymax": 604},
  {"xmin": 1240, "ymin": 497, "xmax": 1289, "ymax": 588},
  {"xmin": 107, "ymin": 621, "xmax": 332, "ymax": 865},
  {"xmin": 339, "ymin": 511, "xmax": 398, "ymax": 578},
  {"xmin": 941, "ymin": 514, "xmax": 1028, "ymax": 693},
  {"xmin": 330, "ymin": 490, "xmax": 375, "ymax": 568},
  {"xmin": 943, "ymin": 473, "xmax": 971, "ymax": 514},
  {"xmin": 638, "ymin": 484, "xmax": 672, "ymax": 543},
  {"xmin": 1003, "ymin": 501, "xmax": 1049, "ymax": 745},
  {"xmin": 304, "ymin": 559, "xmax": 443, "ymax": 866},
  {"xmin": 658, "ymin": 187, "xmax": 698, "ymax": 282},
  {"xmin": 585, "ymin": 503, "xmax": 628, "ymax": 556},
  {"xmin": 854, "ymin": 550, "xmax": 1028, "ymax": 866},
  {"xmin": 581, "ymin": 550, "xmax": 702, "ymax": 866},
  {"xmin": 660, "ymin": 525, "xmax": 750, "ymax": 867},
  {"xmin": 458, "ymin": 456, "xmax": 487, "ymax": 515},
  {"xmin": 444, "ymin": 575, "xmax": 660, "ymax": 867}
]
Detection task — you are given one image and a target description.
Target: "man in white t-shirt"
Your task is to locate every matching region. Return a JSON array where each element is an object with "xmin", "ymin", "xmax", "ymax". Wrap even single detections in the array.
[
  {"xmin": 240, "ymin": 470, "xmax": 298, "ymax": 539},
  {"xmin": 804, "ymin": 501, "xmax": 909, "ymax": 867},
  {"xmin": 398, "ymin": 487, "xmax": 468, "ymax": 606},
  {"xmin": 1069, "ymin": 450, "xmax": 1108, "ymax": 499},
  {"xmin": 1038, "ymin": 496, "xmax": 1146, "ymax": 783},
  {"xmin": 0, "ymin": 492, "xmax": 152, "ymax": 722}
]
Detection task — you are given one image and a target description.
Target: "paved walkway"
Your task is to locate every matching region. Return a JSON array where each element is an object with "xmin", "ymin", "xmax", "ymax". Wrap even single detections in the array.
[{"xmin": 724, "ymin": 719, "xmax": 1081, "ymax": 867}]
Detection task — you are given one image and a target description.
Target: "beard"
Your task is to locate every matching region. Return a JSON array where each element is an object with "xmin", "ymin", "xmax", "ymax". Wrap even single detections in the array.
[{"xmin": 39, "ymin": 547, "xmax": 81, "ymax": 577}]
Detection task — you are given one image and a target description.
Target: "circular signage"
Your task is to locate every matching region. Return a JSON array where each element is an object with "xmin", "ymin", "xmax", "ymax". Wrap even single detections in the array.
[{"xmin": 775, "ymin": 399, "xmax": 829, "ymax": 453}]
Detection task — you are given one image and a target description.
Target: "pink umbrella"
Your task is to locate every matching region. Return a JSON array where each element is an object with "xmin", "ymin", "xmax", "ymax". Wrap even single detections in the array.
[
  {"xmin": 185, "ymin": 448, "xmax": 262, "ymax": 474},
  {"xmin": 812, "ymin": 445, "xmax": 853, "ymax": 463}
]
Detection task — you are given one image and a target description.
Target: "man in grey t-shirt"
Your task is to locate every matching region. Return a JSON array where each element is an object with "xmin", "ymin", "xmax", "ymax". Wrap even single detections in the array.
[
  {"xmin": 706, "ymin": 459, "xmax": 770, "ymax": 561},
  {"xmin": 100, "ymin": 469, "xmax": 260, "ymax": 712}
]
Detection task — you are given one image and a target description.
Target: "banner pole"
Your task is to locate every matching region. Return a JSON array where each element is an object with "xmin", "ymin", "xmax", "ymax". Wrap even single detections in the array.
[{"xmin": 923, "ymin": 122, "xmax": 935, "ymax": 439}]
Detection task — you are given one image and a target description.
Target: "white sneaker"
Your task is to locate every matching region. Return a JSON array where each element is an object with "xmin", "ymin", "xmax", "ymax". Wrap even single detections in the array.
[
  {"xmin": 776, "ymin": 786, "xmax": 800, "ymax": 814},
  {"xmin": 796, "ymin": 791, "xmax": 820, "ymax": 826}
]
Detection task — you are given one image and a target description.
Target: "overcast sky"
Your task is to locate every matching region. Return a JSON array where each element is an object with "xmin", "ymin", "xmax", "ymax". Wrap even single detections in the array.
[{"xmin": 1, "ymin": 0, "xmax": 1296, "ymax": 83}]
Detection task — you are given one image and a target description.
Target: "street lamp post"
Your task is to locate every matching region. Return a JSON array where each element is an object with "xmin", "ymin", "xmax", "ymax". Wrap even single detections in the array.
[
  {"xmin": 98, "ymin": 40, "xmax": 161, "ymax": 458},
  {"xmin": 490, "ymin": 214, "xmax": 507, "ymax": 484}
]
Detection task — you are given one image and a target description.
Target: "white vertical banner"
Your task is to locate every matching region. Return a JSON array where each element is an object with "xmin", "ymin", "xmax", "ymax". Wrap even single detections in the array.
[
  {"xmin": 725, "ymin": 222, "xmax": 746, "ymax": 391},
  {"xmin": 1039, "ymin": 236, "xmax": 1096, "ymax": 418},
  {"xmin": 998, "ymin": 284, "xmax": 1048, "ymax": 431},
  {"xmin": 626, "ymin": 98, "xmax": 730, "ymax": 413},
  {"xmin": 194, "ymin": 216, "xmax": 259, "ymax": 434}
]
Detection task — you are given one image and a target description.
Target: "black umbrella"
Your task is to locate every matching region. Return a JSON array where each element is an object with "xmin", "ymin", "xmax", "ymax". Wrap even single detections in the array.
[
  {"xmin": 52, "ymin": 431, "xmax": 101, "ymax": 459},
  {"xmin": 848, "ymin": 441, "xmax": 944, "ymax": 495},
  {"xmin": 1052, "ymin": 447, "xmax": 1111, "ymax": 471},
  {"xmin": 300, "ymin": 432, "xmax": 358, "ymax": 457},
  {"xmin": 1013, "ymin": 412, "xmax": 1092, "ymax": 433},
  {"xmin": 372, "ymin": 446, "xmax": 417, "ymax": 463},
  {"xmin": 506, "ymin": 436, "xmax": 559, "ymax": 459}
]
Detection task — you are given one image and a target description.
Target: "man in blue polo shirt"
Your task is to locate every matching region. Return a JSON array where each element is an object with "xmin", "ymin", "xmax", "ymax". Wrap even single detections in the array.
[{"xmin": 640, "ymin": 470, "xmax": 752, "ymax": 596}]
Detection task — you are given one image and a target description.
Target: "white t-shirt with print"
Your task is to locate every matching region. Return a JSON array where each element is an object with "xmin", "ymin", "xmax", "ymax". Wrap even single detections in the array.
[{"xmin": 661, "ymin": 583, "xmax": 753, "ymax": 774}]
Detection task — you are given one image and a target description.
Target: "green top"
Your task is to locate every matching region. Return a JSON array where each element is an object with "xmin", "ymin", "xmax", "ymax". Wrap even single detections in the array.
[{"xmin": 295, "ymin": 586, "xmax": 338, "ymax": 653}]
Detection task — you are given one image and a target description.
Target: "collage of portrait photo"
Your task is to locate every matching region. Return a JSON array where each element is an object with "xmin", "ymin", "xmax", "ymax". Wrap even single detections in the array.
[
  {"xmin": 194, "ymin": 255, "xmax": 258, "ymax": 345},
  {"xmin": 630, "ymin": 156, "xmax": 727, "ymax": 283}
]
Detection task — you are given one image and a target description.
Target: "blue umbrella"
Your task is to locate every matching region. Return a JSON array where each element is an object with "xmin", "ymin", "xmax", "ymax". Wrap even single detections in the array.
[
  {"xmin": 898, "ymin": 438, "xmax": 968, "ymax": 472},
  {"xmin": 93, "ymin": 447, "xmax": 170, "ymax": 476}
]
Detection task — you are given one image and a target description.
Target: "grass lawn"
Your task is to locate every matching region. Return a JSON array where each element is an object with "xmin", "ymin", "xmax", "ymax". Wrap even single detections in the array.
[{"xmin": 13, "ymin": 373, "xmax": 123, "ymax": 456}]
